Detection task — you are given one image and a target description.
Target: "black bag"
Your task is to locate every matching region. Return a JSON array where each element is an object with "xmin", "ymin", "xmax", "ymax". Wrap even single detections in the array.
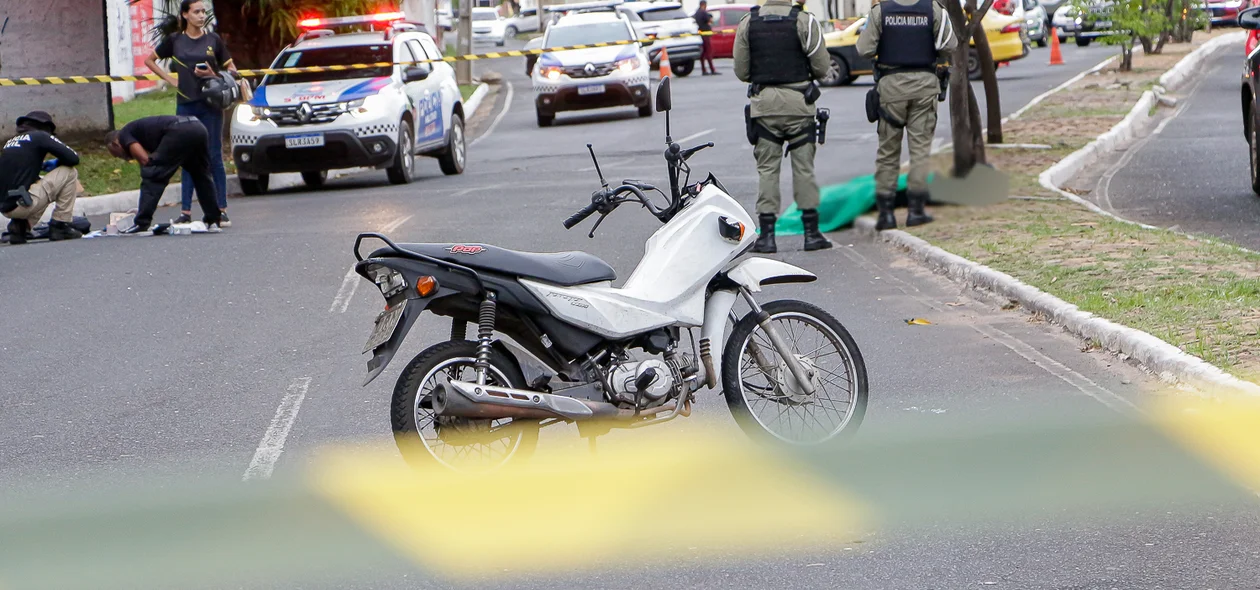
[
  {"xmin": 802, "ymin": 81, "xmax": 821, "ymax": 105},
  {"xmin": 865, "ymin": 87, "xmax": 880, "ymax": 124},
  {"xmin": 745, "ymin": 104, "xmax": 758, "ymax": 146}
]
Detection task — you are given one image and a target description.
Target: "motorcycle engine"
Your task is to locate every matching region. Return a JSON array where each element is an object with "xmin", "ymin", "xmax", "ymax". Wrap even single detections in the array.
[{"xmin": 609, "ymin": 359, "xmax": 675, "ymax": 404}]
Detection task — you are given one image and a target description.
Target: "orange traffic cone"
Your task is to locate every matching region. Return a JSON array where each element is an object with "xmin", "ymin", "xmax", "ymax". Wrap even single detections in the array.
[
  {"xmin": 1049, "ymin": 27, "xmax": 1064, "ymax": 66},
  {"xmin": 659, "ymin": 46, "xmax": 673, "ymax": 78}
]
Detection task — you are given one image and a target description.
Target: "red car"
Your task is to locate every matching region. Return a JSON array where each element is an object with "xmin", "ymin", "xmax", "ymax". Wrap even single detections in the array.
[{"xmin": 706, "ymin": 3, "xmax": 756, "ymax": 59}]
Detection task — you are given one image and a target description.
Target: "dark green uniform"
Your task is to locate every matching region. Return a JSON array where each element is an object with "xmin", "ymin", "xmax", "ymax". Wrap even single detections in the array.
[
  {"xmin": 857, "ymin": 0, "xmax": 956, "ymax": 229},
  {"xmin": 734, "ymin": 0, "xmax": 832, "ymax": 252}
]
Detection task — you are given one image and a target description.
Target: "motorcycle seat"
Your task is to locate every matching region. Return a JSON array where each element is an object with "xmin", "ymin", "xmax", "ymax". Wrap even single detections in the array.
[{"xmin": 387, "ymin": 243, "xmax": 617, "ymax": 287}]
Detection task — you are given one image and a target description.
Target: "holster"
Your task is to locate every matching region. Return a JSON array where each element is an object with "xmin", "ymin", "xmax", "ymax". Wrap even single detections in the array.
[
  {"xmin": 1, "ymin": 187, "xmax": 33, "ymax": 215},
  {"xmin": 745, "ymin": 104, "xmax": 758, "ymax": 146},
  {"xmin": 937, "ymin": 65, "xmax": 950, "ymax": 102},
  {"xmin": 816, "ymin": 108, "xmax": 830, "ymax": 145},
  {"xmin": 866, "ymin": 67, "xmax": 906, "ymax": 128}
]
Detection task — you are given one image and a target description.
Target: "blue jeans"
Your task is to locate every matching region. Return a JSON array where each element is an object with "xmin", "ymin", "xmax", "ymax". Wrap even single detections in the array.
[{"xmin": 176, "ymin": 100, "xmax": 228, "ymax": 212}]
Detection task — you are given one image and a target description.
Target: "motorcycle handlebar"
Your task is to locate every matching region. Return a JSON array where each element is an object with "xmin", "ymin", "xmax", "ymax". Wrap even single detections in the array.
[{"xmin": 563, "ymin": 200, "xmax": 601, "ymax": 229}]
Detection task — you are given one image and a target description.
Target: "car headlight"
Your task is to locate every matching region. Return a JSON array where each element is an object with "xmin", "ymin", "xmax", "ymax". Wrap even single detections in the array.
[
  {"xmin": 238, "ymin": 105, "xmax": 268, "ymax": 125},
  {"xmin": 349, "ymin": 95, "xmax": 387, "ymax": 118},
  {"xmin": 615, "ymin": 55, "xmax": 641, "ymax": 73},
  {"xmin": 1074, "ymin": 16, "xmax": 1083, "ymax": 23},
  {"xmin": 539, "ymin": 65, "xmax": 564, "ymax": 81}
]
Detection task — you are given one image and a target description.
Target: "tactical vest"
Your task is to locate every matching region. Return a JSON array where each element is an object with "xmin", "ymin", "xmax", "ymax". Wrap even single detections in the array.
[
  {"xmin": 747, "ymin": 5, "xmax": 812, "ymax": 85},
  {"xmin": 875, "ymin": 0, "xmax": 936, "ymax": 70}
]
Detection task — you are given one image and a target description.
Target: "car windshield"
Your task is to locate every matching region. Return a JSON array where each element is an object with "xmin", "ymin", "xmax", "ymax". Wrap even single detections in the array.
[
  {"xmin": 545, "ymin": 22, "xmax": 632, "ymax": 47},
  {"xmin": 638, "ymin": 7, "xmax": 689, "ymax": 21},
  {"xmin": 473, "ymin": 11, "xmax": 497, "ymax": 21},
  {"xmin": 267, "ymin": 44, "xmax": 392, "ymax": 85}
]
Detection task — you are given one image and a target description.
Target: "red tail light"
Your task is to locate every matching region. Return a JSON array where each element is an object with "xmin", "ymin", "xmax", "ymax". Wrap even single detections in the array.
[{"xmin": 1001, "ymin": 23, "xmax": 1022, "ymax": 34}]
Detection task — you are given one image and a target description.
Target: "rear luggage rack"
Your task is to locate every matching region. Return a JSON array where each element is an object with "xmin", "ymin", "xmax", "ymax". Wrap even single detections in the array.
[{"xmin": 354, "ymin": 232, "xmax": 487, "ymax": 293}]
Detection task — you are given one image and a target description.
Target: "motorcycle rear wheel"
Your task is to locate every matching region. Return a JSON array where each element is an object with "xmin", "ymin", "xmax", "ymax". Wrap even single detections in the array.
[
  {"xmin": 721, "ymin": 300, "xmax": 868, "ymax": 445},
  {"xmin": 392, "ymin": 340, "xmax": 540, "ymax": 471}
]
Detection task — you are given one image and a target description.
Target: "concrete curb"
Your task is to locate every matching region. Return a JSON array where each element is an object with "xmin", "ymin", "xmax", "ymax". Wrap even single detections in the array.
[
  {"xmin": 854, "ymin": 217, "xmax": 1260, "ymax": 398},
  {"xmin": 1038, "ymin": 32, "xmax": 1246, "ymax": 228},
  {"xmin": 55, "ymin": 82, "xmax": 494, "ymax": 221}
]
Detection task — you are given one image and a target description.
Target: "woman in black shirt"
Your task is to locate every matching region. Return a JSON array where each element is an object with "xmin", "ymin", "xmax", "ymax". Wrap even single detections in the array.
[{"xmin": 144, "ymin": 0, "xmax": 241, "ymax": 226}]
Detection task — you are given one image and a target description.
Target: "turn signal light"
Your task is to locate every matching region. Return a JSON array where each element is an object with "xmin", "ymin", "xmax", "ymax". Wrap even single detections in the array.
[{"xmin": 416, "ymin": 275, "xmax": 439, "ymax": 297}]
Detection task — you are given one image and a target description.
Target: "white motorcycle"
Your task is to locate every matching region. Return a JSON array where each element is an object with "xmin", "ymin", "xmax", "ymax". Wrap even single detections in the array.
[{"xmin": 353, "ymin": 78, "xmax": 867, "ymax": 470}]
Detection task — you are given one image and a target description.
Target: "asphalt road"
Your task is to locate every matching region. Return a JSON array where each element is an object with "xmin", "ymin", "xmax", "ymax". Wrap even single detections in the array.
[
  {"xmin": 1078, "ymin": 41, "xmax": 1260, "ymax": 249},
  {"xmin": 4, "ymin": 42, "xmax": 1259, "ymax": 588}
]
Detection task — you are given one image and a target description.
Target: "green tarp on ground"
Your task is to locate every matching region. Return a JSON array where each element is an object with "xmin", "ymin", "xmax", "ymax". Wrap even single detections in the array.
[{"xmin": 774, "ymin": 172, "xmax": 935, "ymax": 236}]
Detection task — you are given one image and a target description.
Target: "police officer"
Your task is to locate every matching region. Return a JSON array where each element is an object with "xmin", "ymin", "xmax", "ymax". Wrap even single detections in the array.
[
  {"xmin": 857, "ymin": 0, "xmax": 956, "ymax": 230},
  {"xmin": 734, "ymin": 0, "xmax": 832, "ymax": 253},
  {"xmin": 105, "ymin": 115, "xmax": 222, "ymax": 233},
  {"xmin": 0, "ymin": 111, "xmax": 83, "ymax": 245}
]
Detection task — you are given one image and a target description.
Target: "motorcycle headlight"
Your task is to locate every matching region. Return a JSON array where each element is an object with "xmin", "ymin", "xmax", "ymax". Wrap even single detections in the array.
[
  {"xmin": 348, "ymin": 95, "xmax": 386, "ymax": 118},
  {"xmin": 615, "ymin": 55, "xmax": 641, "ymax": 73}
]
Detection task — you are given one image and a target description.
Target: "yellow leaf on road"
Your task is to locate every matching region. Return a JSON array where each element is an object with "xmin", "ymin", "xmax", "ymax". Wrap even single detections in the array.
[{"xmin": 905, "ymin": 318, "xmax": 932, "ymax": 325}]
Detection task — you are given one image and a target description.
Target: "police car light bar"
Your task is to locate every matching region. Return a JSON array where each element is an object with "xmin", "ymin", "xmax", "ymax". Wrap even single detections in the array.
[{"xmin": 298, "ymin": 12, "xmax": 407, "ymax": 29}]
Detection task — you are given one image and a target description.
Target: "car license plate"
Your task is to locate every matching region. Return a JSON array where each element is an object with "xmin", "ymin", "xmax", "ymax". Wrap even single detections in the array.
[
  {"xmin": 285, "ymin": 133, "xmax": 324, "ymax": 149},
  {"xmin": 578, "ymin": 84, "xmax": 606, "ymax": 96},
  {"xmin": 363, "ymin": 300, "xmax": 407, "ymax": 353}
]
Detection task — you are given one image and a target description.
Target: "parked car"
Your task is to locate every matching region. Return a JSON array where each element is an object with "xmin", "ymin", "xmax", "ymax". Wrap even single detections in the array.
[
  {"xmin": 230, "ymin": 14, "xmax": 466, "ymax": 194},
  {"xmin": 503, "ymin": 7, "xmax": 540, "ymax": 37},
  {"xmin": 821, "ymin": 10, "xmax": 1028, "ymax": 85},
  {"xmin": 532, "ymin": 11, "xmax": 653, "ymax": 126},
  {"xmin": 1022, "ymin": 0, "xmax": 1050, "ymax": 46},
  {"xmin": 437, "ymin": 9, "xmax": 453, "ymax": 32},
  {"xmin": 1235, "ymin": 6, "xmax": 1260, "ymax": 194},
  {"xmin": 706, "ymin": 3, "xmax": 755, "ymax": 59},
  {"xmin": 471, "ymin": 7, "xmax": 508, "ymax": 46},
  {"xmin": 1206, "ymin": 0, "xmax": 1246, "ymax": 23},
  {"xmin": 616, "ymin": 1, "xmax": 703, "ymax": 77},
  {"xmin": 1052, "ymin": 1, "xmax": 1115, "ymax": 46}
]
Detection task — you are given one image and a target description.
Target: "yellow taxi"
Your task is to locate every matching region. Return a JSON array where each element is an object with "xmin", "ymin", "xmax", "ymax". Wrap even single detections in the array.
[{"xmin": 821, "ymin": 10, "xmax": 1029, "ymax": 85}]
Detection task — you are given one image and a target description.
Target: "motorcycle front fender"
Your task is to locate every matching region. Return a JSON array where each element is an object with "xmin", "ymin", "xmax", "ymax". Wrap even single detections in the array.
[
  {"xmin": 363, "ymin": 288, "xmax": 456, "ymax": 386},
  {"xmin": 721, "ymin": 257, "xmax": 817, "ymax": 293}
]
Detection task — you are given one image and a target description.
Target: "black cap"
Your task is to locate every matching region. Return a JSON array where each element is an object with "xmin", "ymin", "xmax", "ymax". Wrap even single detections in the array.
[{"xmin": 16, "ymin": 111, "xmax": 56, "ymax": 134}]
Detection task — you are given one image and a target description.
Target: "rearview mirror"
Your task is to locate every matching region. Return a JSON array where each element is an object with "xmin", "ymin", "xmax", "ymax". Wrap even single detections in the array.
[
  {"xmin": 655, "ymin": 76, "xmax": 672, "ymax": 113},
  {"xmin": 1240, "ymin": 5, "xmax": 1260, "ymax": 29},
  {"xmin": 403, "ymin": 63, "xmax": 432, "ymax": 82}
]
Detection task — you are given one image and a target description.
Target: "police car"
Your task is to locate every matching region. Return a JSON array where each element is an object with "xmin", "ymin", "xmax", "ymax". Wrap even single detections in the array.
[
  {"xmin": 230, "ymin": 12, "xmax": 465, "ymax": 194},
  {"xmin": 532, "ymin": 11, "xmax": 653, "ymax": 127}
]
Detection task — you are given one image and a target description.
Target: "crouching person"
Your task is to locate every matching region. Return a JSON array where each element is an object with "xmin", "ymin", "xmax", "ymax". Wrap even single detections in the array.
[
  {"xmin": 0, "ymin": 111, "xmax": 82, "ymax": 245},
  {"xmin": 105, "ymin": 115, "xmax": 222, "ymax": 233}
]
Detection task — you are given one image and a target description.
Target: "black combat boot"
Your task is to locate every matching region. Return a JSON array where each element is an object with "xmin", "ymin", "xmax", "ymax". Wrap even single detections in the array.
[
  {"xmin": 906, "ymin": 191, "xmax": 934, "ymax": 227},
  {"xmin": 801, "ymin": 209, "xmax": 832, "ymax": 251},
  {"xmin": 875, "ymin": 192, "xmax": 897, "ymax": 231},
  {"xmin": 48, "ymin": 220, "xmax": 83, "ymax": 241},
  {"xmin": 6, "ymin": 218, "xmax": 30, "ymax": 245},
  {"xmin": 752, "ymin": 213, "xmax": 777, "ymax": 254}
]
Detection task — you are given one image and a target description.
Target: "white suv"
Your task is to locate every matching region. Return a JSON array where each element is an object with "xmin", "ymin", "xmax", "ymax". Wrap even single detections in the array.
[
  {"xmin": 532, "ymin": 12, "xmax": 653, "ymax": 127},
  {"xmin": 230, "ymin": 15, "xmax": 466, "ymax": 194},
  {"xmin": 616, "ymin": 2, "xmax": 701, "ymax": 77}
]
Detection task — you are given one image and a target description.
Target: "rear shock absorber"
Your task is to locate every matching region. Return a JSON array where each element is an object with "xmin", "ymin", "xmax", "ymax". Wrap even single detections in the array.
[{"xmin": 475, "ymin": 291, "xmax": 498, "ymax": 385}]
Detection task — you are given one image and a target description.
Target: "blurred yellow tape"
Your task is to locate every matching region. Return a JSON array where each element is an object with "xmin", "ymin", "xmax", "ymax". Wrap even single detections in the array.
[
  {"xmin": 0, "ymin": 32, "xmax": 715, "ymax": 87},
  {"xmin": 1154, "ymin": 395, "xmax": 1260, "ymax": 491},
  {"xmin": 311, "ymin": 432, "xmax": 868, "ymax": 577}
]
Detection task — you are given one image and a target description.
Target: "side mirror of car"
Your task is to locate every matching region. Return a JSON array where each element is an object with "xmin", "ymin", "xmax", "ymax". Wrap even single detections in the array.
[
  {"xmin": 1240, "ymin": 5, "xmax": 1260, "ymax": 29},
  {"xmin": 403, "ymin": 63, "xmax": 432, "ymax": 82}
]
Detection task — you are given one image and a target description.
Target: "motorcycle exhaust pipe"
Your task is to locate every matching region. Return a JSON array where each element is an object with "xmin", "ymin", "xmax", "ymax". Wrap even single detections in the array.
[{"xmin": 432, "ymin": 380, "xmax": 622, "ymax": 421}]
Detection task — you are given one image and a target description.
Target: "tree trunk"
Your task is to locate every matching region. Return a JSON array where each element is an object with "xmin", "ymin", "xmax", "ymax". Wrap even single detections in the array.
[
  {"xmin": 1120, "ymin": 41, "xmax": 1134, "ymax": 71},
  {"xmin": 967, "ymin": 83, "xmax": 986, "ymax": 165},
  {"xmin": 1138, "ymin": 35, "xmax": 1153, "ymax": 54},
  {"xmin": 973, "ymin": 27, "xmax": 1002, "ymax": 144},
  {"xmin": 943, "ymin": 0, "xmax": 997, "ymax": 176}
]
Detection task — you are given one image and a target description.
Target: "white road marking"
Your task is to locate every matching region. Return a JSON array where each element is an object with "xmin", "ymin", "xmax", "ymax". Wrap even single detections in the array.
[
  {"xmin": 836, "ymin": 246, "xmax": 1139, "ymax": 414},
  {"xmin": 678, "ymin": 128, "xmax": 716, "ymax": 144},
  {"xmin": 242, "ymin": 377, "xmax": 312, "ymax": 481},
  {"xmin": 470, "ymin": 80, "xmax": 514, "ymax": 148},
  {"xmin": 330, "ymin": 215, "xmax": 413, "ymax": 314}
]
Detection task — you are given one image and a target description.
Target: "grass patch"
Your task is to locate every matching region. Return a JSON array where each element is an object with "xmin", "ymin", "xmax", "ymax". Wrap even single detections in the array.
[
  {"xmin": 896, "ymin": 29, "xmax": 1260, "ymax": 380},
  {"xmin": 460, "ymin": 84, "xmax": 479, "ymax": 101}
]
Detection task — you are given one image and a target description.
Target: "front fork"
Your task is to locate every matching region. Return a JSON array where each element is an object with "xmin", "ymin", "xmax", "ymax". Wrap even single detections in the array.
[{"xmin": 700, "ymin": 287, "xmax": 817, "ymax": 396}]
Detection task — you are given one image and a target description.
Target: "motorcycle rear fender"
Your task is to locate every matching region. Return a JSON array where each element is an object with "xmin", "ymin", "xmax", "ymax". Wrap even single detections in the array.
[
  {"xmin": 722, "ymin": 257, "xmax": 817, "ymax": 293},
  {"xmin": 364, "ymin": 286, "xmax": 458, "ymax": 386}
]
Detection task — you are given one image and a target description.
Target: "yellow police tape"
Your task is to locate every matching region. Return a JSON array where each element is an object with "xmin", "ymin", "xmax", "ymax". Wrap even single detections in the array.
[
  {"xmin": 5, "ymin": 394, "xmax": 1260, "ymax": 589},
  {"xmin": 0, "ymin": 31, "xmax": 717, "ymax": 87}
]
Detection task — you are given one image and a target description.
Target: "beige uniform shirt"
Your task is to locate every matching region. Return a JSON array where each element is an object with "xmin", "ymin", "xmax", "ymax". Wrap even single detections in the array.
[
  {"xmin": 733, "ymin": 0, "xmax": 831, "ymax": 118},
  {"xmin": 856, "ymin": 0, "xmax": 957, "ymax": 102}
]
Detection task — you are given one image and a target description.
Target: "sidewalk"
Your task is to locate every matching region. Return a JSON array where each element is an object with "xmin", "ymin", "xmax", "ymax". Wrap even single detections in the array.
[{"xmin": 861, "ymin": 30, "xmax": 1260, "ymax": 388}]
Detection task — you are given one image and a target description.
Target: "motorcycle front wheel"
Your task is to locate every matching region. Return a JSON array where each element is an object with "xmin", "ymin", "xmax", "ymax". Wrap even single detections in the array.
[
  {"xmin": 392, "ymin": 340, "xmax": 540, "ymax": 472},
  {"xmin": 721, "ymin": 300, "xmax": 868, "ymax": 445}
]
